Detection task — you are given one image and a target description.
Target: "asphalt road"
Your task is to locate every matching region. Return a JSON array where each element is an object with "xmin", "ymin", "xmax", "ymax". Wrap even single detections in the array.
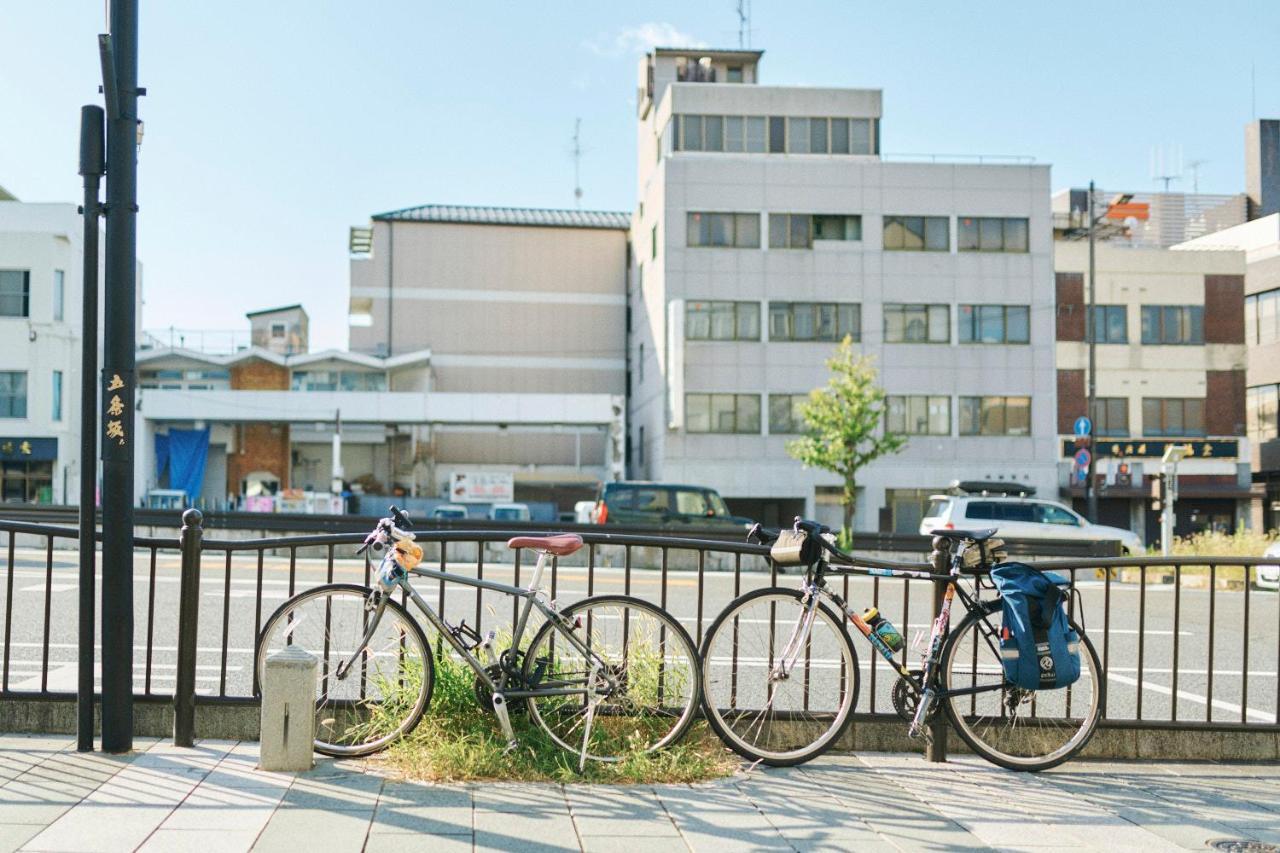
[{"xmin": 2, "ymin": 545, "xmax": 1276, "ymax": 727}]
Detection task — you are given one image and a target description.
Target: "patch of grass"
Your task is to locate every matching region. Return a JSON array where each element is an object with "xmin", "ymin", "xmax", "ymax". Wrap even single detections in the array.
[{"xmin": 373, "ymin": 641, "xmax": 738, "ymax": 784}]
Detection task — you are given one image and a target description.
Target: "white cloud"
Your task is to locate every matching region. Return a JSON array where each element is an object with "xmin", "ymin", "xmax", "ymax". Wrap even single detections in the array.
[{"xmin": 584, "ymin": 22, "xmax": 707, "ymax": 58}]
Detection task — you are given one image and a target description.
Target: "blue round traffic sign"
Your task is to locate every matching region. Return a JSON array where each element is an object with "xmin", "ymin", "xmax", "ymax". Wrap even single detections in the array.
[
  {"xmin": 1073, "ymin": 416, "xmax": 1092, "ymax": 437},
  {"xmin": 1074, "ymin": 448, "xmax": 1091, "ymax": 468}
]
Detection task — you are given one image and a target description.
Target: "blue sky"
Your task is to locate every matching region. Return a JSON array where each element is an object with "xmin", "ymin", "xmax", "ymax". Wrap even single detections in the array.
[{"xmin": 2, "ymin": 1, "xmax": 1276, "ymax": 349}]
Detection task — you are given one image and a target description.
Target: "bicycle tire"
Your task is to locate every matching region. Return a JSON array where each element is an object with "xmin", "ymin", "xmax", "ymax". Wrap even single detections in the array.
[
  {"xmin": 699, "ymin": 586, "xmax": 859, "ymax": 767},
  {"xmin": 522, "ymin": 594, "xmax": 702, "ymax": 762},
  {"xmin": 941, "ymin": 605, "xmax": 1103, "ymax": 771},
  {"xmin": 256, "ymin": 583, "xmax": 434, "ymax": 757}
]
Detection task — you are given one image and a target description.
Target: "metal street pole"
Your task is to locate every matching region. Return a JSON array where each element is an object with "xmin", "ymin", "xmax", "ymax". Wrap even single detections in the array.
[
  {"xmin": 1085, "ymin": 181, "xmax": 1099, "ymax": 523},
  {"xmin": 76, "ymin": 105, "xmax": 105, "ymax": 753},
  {"xmin": 100, "ymin": 0, "xmax": 139, "ymax": 753}
]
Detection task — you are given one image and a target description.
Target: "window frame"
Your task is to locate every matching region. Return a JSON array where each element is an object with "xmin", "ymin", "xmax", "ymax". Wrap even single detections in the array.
[
  {"xmin": 53, "ymin": 270, "xmax": 65, "ymax": 323},
  {"xmin": 958, "ymin": 304, "xmax": 1030, "ymax": 344},
  {"xmin": 1140, "ymin": 305, "xmax": 1205, "ymax": 345},
  {"xmin": 0, "ymin": 371, "xmax": 28, "ymax": 419},
  {"xmin": 886, "ymin": 395, "xmax": 952, "ymax": 436},
  {"xmin": 884, "ymin": 303, "xmax": 950, "ymax": 344},
  {"xmin": 883, "ymin": 216, "xmax": 950, "ymax": 252},
  {"xmin": 768, "ymin": 393, "xmax": 810, "ymax": 434},
  {"xmin": 686, "ymin": 212, "xmax": 761, "ymax": 249},
  {"xmin": 768, "ymin": 302, "xmax": 861, "ymax": 342},
  {"xmin": 1087, "ymin": 304, "xmax": 1129, "ymax": 344},
  {"xmin": 1142, "ymin": 397, "xmax": 1206, "ymax": 437},
  {"xmin": 685, "ymin": 393, "xmax": 762, "ymax": 435},
  {"xmin": 1090, "ymin": 397, "xmax": 1130, "ymax": 438},
  {"xmin": 0, "ymin": 271, "xmax": 30, "ymax": 319},
  {"xmin": 958, "ymin": 395, "xmax": 1032, "ymax": 436},
  {"xmin": 957, "ymin": 217, "xmax": 1030, "ymax": 253},
  {"xmin": 685, "ymin": 300, "xmax": 762, "ymax": 341}
]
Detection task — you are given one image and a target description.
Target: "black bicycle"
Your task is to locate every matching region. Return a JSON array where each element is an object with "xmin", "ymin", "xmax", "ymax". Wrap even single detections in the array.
[{"xmin": 698, "ymin": 519, "xmax": 1103, "ymax": 771}]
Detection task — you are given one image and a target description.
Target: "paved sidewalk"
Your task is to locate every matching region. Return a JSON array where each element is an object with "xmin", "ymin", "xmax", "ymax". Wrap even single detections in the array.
[{"xmin": 0, "ymin": 735, "xmax": 1278, "ymax": 852}]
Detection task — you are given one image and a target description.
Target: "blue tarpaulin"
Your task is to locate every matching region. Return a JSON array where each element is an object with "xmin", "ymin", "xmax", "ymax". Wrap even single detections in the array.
[{"xmin": 154, "ymin": 428, "xmax": 210, "ymax": 501}]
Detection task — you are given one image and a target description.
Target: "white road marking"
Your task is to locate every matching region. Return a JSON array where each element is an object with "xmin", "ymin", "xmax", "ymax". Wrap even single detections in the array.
[
  {"xmin": 1105, "ymin": 670, "xmax": 1274, "ymax": 723},
  {"xmin": 19, "ymin": 582, "xmax": 77, "ymax": 594}
]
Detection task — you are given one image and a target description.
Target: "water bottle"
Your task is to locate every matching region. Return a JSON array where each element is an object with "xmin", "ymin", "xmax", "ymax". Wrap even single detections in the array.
[{"xmin": 862, "ymin": 607, "xmax": 904, "ymax": 653}]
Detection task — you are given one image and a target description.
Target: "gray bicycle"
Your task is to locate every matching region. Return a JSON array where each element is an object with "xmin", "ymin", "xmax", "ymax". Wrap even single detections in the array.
[{"xmin": 256, "ymin": 507, "xmax": 701, "ymax": 768}]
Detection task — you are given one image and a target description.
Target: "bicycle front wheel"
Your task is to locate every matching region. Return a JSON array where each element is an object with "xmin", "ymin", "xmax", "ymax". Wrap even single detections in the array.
[
  {"xmin": 523, "ymin": 595, "xmax": 701, "ymax": 762},
  {"xmin": 942, "ymin": 605, "xmax": 1103, "ymax": 771},
  {"xmin": 700, "ymin": 587, "xmax": 859, "ymax": 766},
  {"xmin": 256, "ymin": 583, "xmax": 433, "ymax": 757}
]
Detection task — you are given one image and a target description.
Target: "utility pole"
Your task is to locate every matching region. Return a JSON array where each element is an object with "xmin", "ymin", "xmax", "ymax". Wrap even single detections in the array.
[
  {"xmin": 1085, "ymin": 181, "xmax": 1098, "ymax": 524},
  {"xmin": 100, "ymin": 0, "xmax": 140, "ymax": 753},
  {"xmin": 76, "ymin": 105, "xmax": 104, "ymax": 753},
  {"xmin": 572, "ymin": 119, "xmax": 583, "ymax": 209}
]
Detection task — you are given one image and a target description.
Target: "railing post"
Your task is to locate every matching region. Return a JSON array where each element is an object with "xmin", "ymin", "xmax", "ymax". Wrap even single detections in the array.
[
  {"xmin": 174, "ymin": 509, "xmax": 203, "ymax": 747},
  {"xmin": 925, "ymin": 573, "xmax": 949, "ymax": 762}
]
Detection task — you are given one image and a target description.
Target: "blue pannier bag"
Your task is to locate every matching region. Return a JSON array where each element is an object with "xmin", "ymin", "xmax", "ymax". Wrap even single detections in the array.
[{"xmin": 989, "ymin": 562, "xmax": 1080, "ymax": 690}]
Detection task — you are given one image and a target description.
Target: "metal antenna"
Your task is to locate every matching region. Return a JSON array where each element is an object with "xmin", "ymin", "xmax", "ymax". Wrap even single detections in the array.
[
  {"xmin": 1150, "ymin": 144, "xmax": 1182, "ymax": 192},
  {"xmin": 572, "ymin": 118, "xmax": 583, "ymax": 208},
  {"xmin": 737, "ymin": 0, "xmax": 752, "ymax": 48},
  {"xmin": 1187, "ymin": 159, "xmax": 1208, "ymax": 193}
]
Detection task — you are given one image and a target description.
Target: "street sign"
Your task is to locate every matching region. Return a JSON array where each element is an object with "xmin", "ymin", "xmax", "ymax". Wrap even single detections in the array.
[
  {"xmin": 1073, "ymin": 416, "xmax": 1092, "ymax": 437},
  {"xmin": 1074, "ymin": 448, "xmax": 1091, "ymax": 469},
  {"xmin": 1073, "ymin": 466, "xmax": 1088, "ymax": 485},
  {"xmin": 1060, "ymin": 438, "xmax": 1238, "ymax": 459}
]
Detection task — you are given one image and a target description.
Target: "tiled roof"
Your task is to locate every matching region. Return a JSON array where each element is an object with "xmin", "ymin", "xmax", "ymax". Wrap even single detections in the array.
[{"xmin": 372, "ymin": 204, "xmax": 631, "ymax": 231}]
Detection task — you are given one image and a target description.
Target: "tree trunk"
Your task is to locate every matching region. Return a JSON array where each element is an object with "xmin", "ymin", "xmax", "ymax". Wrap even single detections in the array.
[{"xmin": 842, "ymin": 478, "xmax": 857, "ymax": 533}]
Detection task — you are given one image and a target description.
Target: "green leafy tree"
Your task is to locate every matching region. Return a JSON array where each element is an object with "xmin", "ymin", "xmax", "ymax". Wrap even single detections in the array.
[{"xmin": 786, "ymin": 337, "xmax": 906, "ymax": 534}]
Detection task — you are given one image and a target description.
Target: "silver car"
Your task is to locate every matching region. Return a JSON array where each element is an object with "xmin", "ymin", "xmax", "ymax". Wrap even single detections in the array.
[
  {"xmin": 921, "ymin": 494, "xmax": 1144, "ymax": 554},
  {"xmin": 1257, "ymin": 541, "xmax": 1280, "ymax": 590}
]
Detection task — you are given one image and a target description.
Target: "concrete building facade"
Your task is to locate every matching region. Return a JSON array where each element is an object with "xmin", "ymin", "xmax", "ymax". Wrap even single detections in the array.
[
  {"xmin": 1053, "ymin": 241, "xmax": 1251, "ymax": 543},
  {"xmin": 627, "ymin": 47, "xmax": 1058, "ymax": 531}
]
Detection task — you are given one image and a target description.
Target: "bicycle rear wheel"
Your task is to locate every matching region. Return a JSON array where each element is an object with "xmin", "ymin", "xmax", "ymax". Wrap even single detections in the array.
[
  {"xmin": 523, "ymin": 595, "xmax": 700, "ymax": 762},
  {"xmin": 256, "ymin": 583, "xmax": 433, "ymax": 757},
  {"xmin": 699, "ymin": 587, "xmax": 859, "ymax": 766},
  {"xmin": 941, "ymin": 605, "xmax": 1102, "ymax": 771}
]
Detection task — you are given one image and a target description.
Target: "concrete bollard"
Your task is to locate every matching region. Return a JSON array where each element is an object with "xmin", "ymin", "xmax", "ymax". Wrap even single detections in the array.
[{"xmin": 259, "ymin": 646, "xmax": 318, "ymax": 772}]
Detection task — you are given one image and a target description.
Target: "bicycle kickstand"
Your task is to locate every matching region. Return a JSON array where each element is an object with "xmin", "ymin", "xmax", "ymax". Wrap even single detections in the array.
[{"xmin": 578, "ymin": 660, "xmax": 604, "ymax": 773}]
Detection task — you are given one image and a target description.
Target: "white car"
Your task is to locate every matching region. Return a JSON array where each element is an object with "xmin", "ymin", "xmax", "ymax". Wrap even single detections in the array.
[
  {"xmin": 430, "ymin": 504, "xmax": 469, "ymax": 520},
  {"xmin": 488, "ymin": 502, "xmax": 531, "ymax": 522},
  {"xmin": 1257, "ymin": 541, "xmax": 1280, "ymax": 590},
  {"xmin": 920, "ymin": 493, "xmax": 1144, "ymax": 555}
]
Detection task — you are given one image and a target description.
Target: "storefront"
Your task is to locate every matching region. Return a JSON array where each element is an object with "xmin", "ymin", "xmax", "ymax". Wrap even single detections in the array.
[{"xmin": 0, "ymin": 438, "xmax": 57, "ymax": 503}]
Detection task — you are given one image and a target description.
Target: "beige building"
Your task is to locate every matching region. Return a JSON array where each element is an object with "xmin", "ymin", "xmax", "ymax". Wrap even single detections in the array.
[
  {"xmin": 347, "ymin": 205, "xmax": 630, "ymax": 506},
  {"xmin": 1054, "ymin": 241, "xmax": 1251, "ymax": 543}
]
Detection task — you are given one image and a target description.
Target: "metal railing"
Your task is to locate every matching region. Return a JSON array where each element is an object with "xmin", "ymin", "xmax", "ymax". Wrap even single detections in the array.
[{"xmin": 0, "ymin": 512, "xmax": 1274, "ymax": 754}]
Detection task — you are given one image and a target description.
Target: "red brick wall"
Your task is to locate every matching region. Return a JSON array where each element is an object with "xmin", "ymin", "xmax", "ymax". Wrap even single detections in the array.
[
  {"xmin": 228, "ymin": 423, "xmax": 291, "ymax": 494},
  {"xmin": 1057, "ymin": 369, "xmax": 1085, "ymax": 434},
  {"xmin": 1205, "ymin": 370, "xmax": 1246, "ymax": 436},
  {"xmin": 230, "ymin": 360, "xmax": 289, "ymax": 391},
  {"xmin": 1203, "ymin": 274, "xmax": 1245, "ymax": 344},
  {"xmin": 1056, "ymin": 272, "xmax": 1085, "ymax": 342}
]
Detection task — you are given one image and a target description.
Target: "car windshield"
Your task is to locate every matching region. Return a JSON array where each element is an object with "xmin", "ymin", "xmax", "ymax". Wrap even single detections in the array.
[
  {"xmin": 493, "ymin": 508, "xmax": 525, "ymax": 520},
  {"xmin": 436, "ymin": 509, "xmax": 465, "ymax": 518}
]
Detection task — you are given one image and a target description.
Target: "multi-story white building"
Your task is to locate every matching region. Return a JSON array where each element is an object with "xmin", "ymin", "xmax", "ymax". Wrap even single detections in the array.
[
  {"xmin": 0, "ymin": 196, "xmax": 123, "ymax": 504},
  {"xmin": 627, "ymin": 48, "xmax": 1058, "ymax": 531}
]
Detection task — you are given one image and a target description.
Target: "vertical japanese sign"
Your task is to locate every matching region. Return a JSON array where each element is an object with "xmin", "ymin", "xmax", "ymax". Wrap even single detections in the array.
[{"xmin": 102, "ymin": 370, "xmax": 133, "ymax": 461}]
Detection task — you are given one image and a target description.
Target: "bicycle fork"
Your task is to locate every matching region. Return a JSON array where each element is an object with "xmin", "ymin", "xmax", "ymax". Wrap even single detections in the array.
[{"xmin": 908, "ymin": 580, "xmax": 955, "ymax": 738}]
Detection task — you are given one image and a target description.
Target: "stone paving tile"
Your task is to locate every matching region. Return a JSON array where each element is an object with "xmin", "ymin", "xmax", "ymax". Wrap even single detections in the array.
[
  {"xmin": 364, "ymin": 834, "xmax": 473, "ymax": 853},
  {"xmin": 278, "ymin": 772, "xmax": 383, "ymax": 809},
  {"xmin": 580, "ymin": 836, "xmax": 689, "ymax": 853},
  {"xmin": 653, "ymin": 782, "xmax": 791, "ymax": 851},
  {"xmin": 563, "ymin": 785, "xmax": 679, "ymax": 838},
  {"xmin": 137, "ymin": 828, "xmax": 261, "ymax": 853},
  {"xmin": 22, "ymin": 803, "xmax": 178, "ymax": 852},
  {"xmin": 158, "ymin": 785, "xmax": 285, "ymax": 831},
  {"xmin": 371, "ymin": 789, "xmax": 472, "ymax": 835},
  {"xmin": 251, "ymin": 806, "xmax": 373, "ymax": 852},
  {"xmin": 0, "ymin": 823, "xmax": 42, "ymax": 853}
]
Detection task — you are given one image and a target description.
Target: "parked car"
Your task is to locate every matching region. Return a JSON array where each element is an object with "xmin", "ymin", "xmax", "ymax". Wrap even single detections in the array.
[
  {"xmin": 1257, "ymin": 541, "xmax": 1280, "ymax": 590},
  {"xmin": 920, "ymin": 483, "xmax": 1143, "ymax": 555},
  {"xmin": 488, "ymin": 502, "xmax": 531, "ymax": 522},
  {"xmin": 592, "ymin": 481, "xmax": 753, "ymax": 530},
  {"xmin": 430, "ymin": 504, "xmax": 469, "ymax": 520}
]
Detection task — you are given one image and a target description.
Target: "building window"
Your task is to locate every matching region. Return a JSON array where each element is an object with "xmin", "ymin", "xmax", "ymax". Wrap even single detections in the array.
[
  {"xmin": 0, "ymin": 461, "xmax": 52, "ymax": 503},
  {"xmin": 1245, "ymin": 288, "xmax": 1280, "ymax": 346},
  {"xmin": 768, "ymin": 394, "xmax": 810, "ymax": 434},
  {"xmin": 673, "ymin": 115, "xmax": 876, "ymax": 155},
  {"xmin": 270, "ymin": 322, "xmax": 286, "ymax": 339},
  {"xmin": 884, "ymin": 304, "xmax": 949, "ymax": 343},
  {"xmin": 886, "ymin": 395, "xmax": 951, "ymax": 435},
  {"xmin": 958, "ymin": 305, "xmax": 1029, "ymax": 344},
  {"xmin": 686, "ymin": 301, "xmax": 761, "ymax": 341},
  {"xmin": 51, "ymin": 371, "xmax": 62, "ymax": 421},
  {"xmin": 957, "ymin": 217, "xmax": 1029, "ymax": 252},
  {"xmin": 1141, "ymin": 305, "xmax": 1204, "ymax": 345},
  {"xmin": 1247, "ymin": 384, "xmax": 1279, "ymax": 443},
  {"xmin": 769, "ymin": 214, "xmax": 861, "ymax": 248},
  {"xmin": 1087, "ymin": 305, "xmax": 1128, "ymax": 343},
  {"xmin": 638, "ymin": 425, "xmax": 645, "ymax": 466},
  {"xmin": 651, "ymin": 224, "xmax": 658, "ymax": 258},
  {"xmin": 769, "ymin": 302, "xmax": 860, "ymax": 342},
  {"xmin": 726, "ymin": 65, "xmax": 743, "ymax": 83},
  {"xmin": 686, "ymin": 212, "xmax": 760, "ymax": 248},
  {"xmin": 637, "ymin": 342, "xmax": 644, "ymax": 382},
  {"xmin": 1090, "ymin": 397, "xmax": 1129, "ymax": 437},
  {"xmin": 53, "ymin": 270, "xmax": 64, "ymax": 322},
  {"xmin": 0, "ymin": 271, "xmax": 30, "ymax": 318},
  {"xmin": 0, "ymin": 372, "xmax": 27, "ymax": 418},
  {"xmin": 1143, "ymin": 398, "xmax": 1205, "ymax": 437},
  {"xmin": 883, "ymin": 216, "xmax": 949, "ymax": 252},
  {"xmin": 959, "ymin": 396, "xmax": 1031, "ymax": 436},
  {"xmin": 685, "ymin": 393, "xmax": 761, "ymax": 434},
  {"xmin": 291, "ymin": 371, "xmax": 388, "ymax": 392}
]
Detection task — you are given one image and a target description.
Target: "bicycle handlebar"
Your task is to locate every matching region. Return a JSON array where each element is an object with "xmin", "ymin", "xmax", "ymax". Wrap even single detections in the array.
[{"xmin": 356, "ymin": 505, "xmax": 414, "ymax": 555}]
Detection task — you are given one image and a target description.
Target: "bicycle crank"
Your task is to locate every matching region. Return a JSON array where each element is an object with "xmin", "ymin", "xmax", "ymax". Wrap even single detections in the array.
[{"xmin": 891, "ymin": 670, "xmax": 936, "ymax": 725}]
